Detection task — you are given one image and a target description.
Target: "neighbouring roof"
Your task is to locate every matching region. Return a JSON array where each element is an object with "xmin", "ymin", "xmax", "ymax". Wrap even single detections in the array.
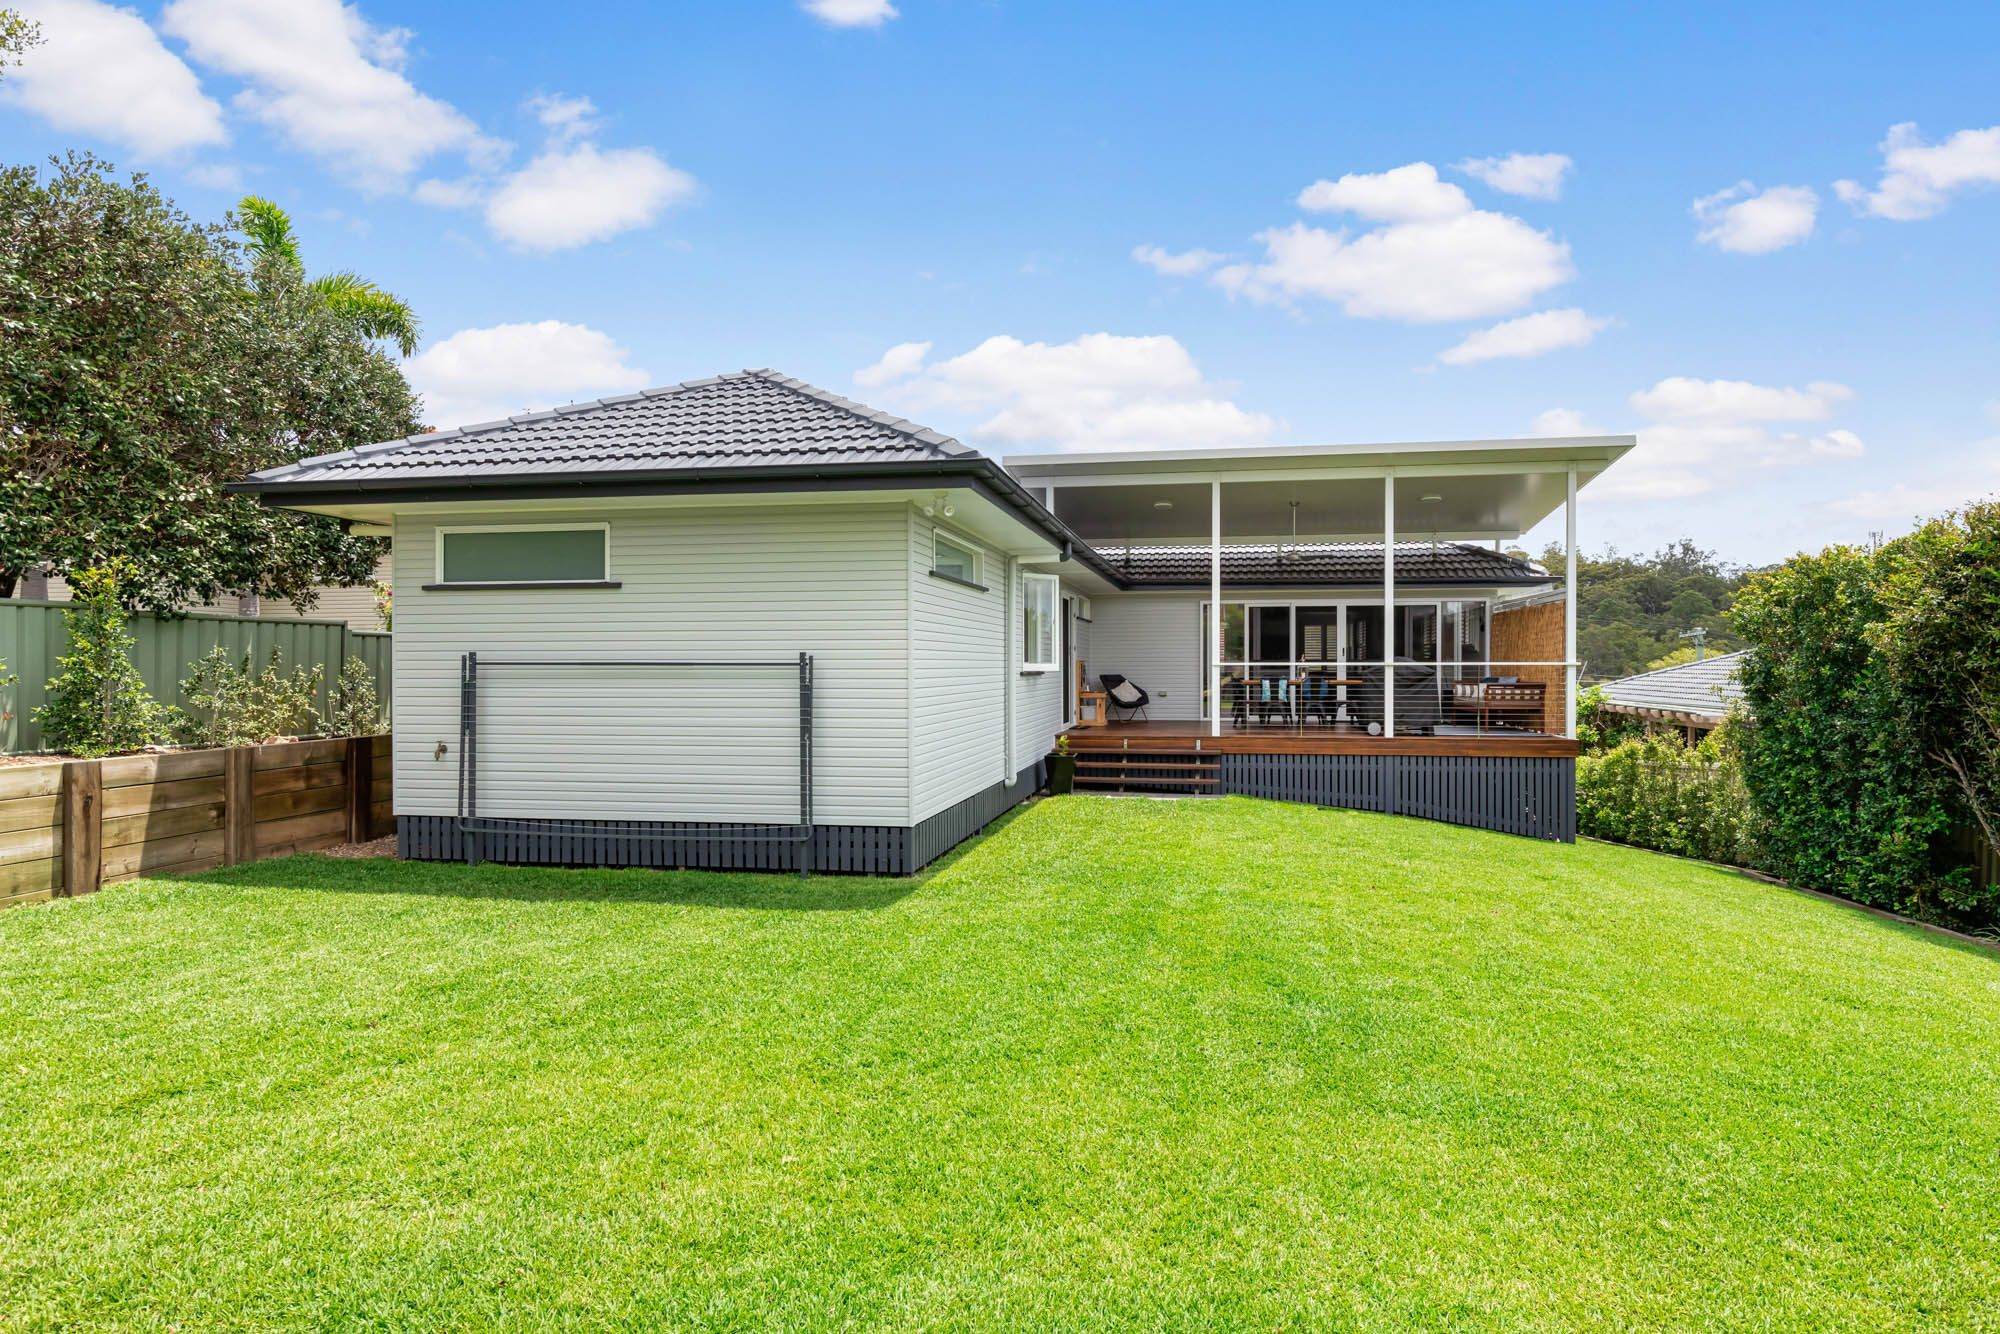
[
  {"xmin": 241, "ymin": 369, "xmax": 978, "ymax": 487},
  {"xmin": 1597, "ymin": 650, "xmax": 1748, "ymax": 724},
  {"xmin": 1102, "ymin": 542, "xmax": 1553, "ymax": 588}
]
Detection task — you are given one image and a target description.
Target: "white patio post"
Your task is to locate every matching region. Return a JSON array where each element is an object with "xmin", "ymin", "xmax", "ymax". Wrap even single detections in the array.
[
  {"xmin": 1383, "ymin": 473, "xmax": 1395, "ymax": 738},
  {"xmin": 1210, "ymin": 480, "xmax": 1222, "ymax": 738},
  {"xmin": 1564, "ymin": 465, "xmax": 1578, "ymax": 738}
]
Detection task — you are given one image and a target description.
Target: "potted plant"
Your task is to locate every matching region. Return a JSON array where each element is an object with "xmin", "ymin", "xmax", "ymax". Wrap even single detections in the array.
[{"xmin": 1047, "ymin": 734, "xmax": 1077, "ymax": 794}]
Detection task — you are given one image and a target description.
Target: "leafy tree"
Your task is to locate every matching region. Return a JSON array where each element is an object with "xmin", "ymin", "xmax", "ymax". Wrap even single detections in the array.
[
  {"xmin": 1, "ymin": 8, "xmax": 38, "ymax": 76},
  {"xmin": 237, "ymin": 195, "xmax": 421, "ymax": 356},
  {"xmin": 35, "ymin": 561, "xmax": 165, "ymax": 757},
  {"xmin": 1731, "ymin": 544, "xmax": 1958, "ymax": 917},
  {"xmin": 1869, "ymin": 500, "xmax": 2000, "ymax": 878},
  {"xmin": 1543, "ymin": 539, "xmax": 1755, "ymax": 680},
  {"xmin": 0, "ymin": 154, "xmax": 417, "ymax": 609}
]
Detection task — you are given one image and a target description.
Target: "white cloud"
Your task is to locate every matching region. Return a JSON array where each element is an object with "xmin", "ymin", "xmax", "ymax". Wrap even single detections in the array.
[
  {"xmin": 1821, "ymin": 443, "xmax": 2000, "ymax": 525},
  {"xmin": 854, "ymin": 340, "xmax": 932, "ymax": 388},
  {"xmin": 1593, "ymin": 376, "xmax": 1866, "ymax": 501},
  {"xmin": 1527, "ymin": 407, "xmax": 1607, "ymax": 437},
  {"xmin": 1211, "ymin": 162, "xmax": 1573, "ymax": 322},
  {"xmin": 160, "ymin": 0, "xmax": 504, "ymax": 191},
  {"xmin": 412, "ymin": 176, "xmax": 482, "ymax": 208},
  {"xmin": 401, "ymin": 320, "xmax": 650, "ymax": 429},
  {"xmin": 1437, "ymin": 308, "xmax": 1613, "ymax": 366},
  {"xmin": 802, "ymin": 0, "xmax": 898, "ymax": 27},
  {"xmin": 1131, "ymin": 244, "xmax": 1226, "ymax": 277},
  {"xmin": 1536, "ymin": 378, "xmax": 1867, "ymax": 502},
  {"xmin": 483, "ymin": 142, "xmax": 696, "ymax": 251},
  {"xmin": 1835, "ymin": 122, "xmax": 2000, "ymax": 221},
  {"xmin": 853, "ymin": 333, "xmax": 1277, "ymax": 450},
  {"xmin": 1629, "ymin": 377, "xmax": 1851, "ymax": 423},
  {"xmin": 525, "ymin": 92, "xmax": 599, "ymax": 143},
  {"xmin": 1692, "ymin": 181, "xmax": 1818, "ymax": 253},
  {"xmin": 0, "ymin": 0, "xmax": 226, "ymax": 157},
  {"xmin": 184, "ymin": 161, "xmax": 244, "ymax": 190},
  {"xmin": 1297, "ymin": 161, "xmax": 1472, "ymax": 221},
  {"xmin": 1455, "ymin": 152, "xmax": 1573, "ymax": 200}
]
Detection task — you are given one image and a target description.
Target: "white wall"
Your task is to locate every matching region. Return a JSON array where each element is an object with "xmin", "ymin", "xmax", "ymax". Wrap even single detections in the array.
[
  {"xmin": 1086, "ymin": 594, "xmax": 1207, "ymax": 720},
  {"xmin": 908, "ymin": 515, "xmax": 1006, "ymax": 822},
  {"xmin": 392, "ymin": 503, "xmax": 911, "ymax": 826}
]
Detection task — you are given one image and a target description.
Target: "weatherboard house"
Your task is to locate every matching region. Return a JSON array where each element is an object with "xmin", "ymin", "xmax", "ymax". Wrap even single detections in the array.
[{"xmin": 234, "ymin": 370, "xmax": 1632, "ymax": 874}]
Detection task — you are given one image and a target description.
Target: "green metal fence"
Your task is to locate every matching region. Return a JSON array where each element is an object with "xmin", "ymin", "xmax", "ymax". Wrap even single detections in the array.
[{"xmin": 0, "ymin": 600, "xmax": 392, "ymax": 754}]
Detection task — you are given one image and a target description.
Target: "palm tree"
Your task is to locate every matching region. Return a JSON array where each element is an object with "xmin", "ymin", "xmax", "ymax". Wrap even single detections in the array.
[{"xmin": 237, "ymin": 196, "xmax": 421, "ymax": 357}]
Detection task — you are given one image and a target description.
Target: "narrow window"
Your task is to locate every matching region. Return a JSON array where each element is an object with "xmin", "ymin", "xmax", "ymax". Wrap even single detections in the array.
[
  {"xmin": 1022, "ymin": 572, "xmax": 1059, "ymax": 671},
  {"xmin": 436, "ymin": 524, "xmax": 610, "ymax": 585},
  {"xmin": 933, "ymin": 534, "xmax": 980, "ymax": 585}
]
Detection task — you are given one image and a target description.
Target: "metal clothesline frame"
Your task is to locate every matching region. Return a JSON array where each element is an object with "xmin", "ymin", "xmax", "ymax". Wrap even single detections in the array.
[{"xmin": 456, "ymin": 651, "xmax": 815, "ymax": 876}]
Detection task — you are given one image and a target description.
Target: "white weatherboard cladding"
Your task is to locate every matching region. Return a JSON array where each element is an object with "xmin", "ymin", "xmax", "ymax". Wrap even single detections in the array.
[
  {"xmin": 1087, "ymin": 594, "xmax": 1206, "ymax": 720},
  {"xmin": 393, "ymin": 504, "xmax": 910, "ymax": 825},
  {"xmin": 908, "ymin": 516, "xmax": 1007, "ymax": 822}
]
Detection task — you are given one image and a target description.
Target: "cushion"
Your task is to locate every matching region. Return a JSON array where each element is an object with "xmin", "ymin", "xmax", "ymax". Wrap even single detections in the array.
[{"xmin": 1108, "ymin": 680, "xmax": 1143, "ymax": 705}]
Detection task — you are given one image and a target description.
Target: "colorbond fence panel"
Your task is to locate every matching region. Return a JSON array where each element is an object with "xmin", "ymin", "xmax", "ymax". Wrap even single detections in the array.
[
  {"xmin": 0, "ymin": 733, "xmax": 391, "ymax": 906},
  {"xmin": 0, "ymin": 601, "xmax": 392, "ymax": 755}
]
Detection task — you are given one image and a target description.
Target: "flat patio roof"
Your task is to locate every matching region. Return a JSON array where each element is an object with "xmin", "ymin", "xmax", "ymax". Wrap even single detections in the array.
[{"xmin": 1005, "ymin": 435, "xmax": 1634, "ymax": 544}]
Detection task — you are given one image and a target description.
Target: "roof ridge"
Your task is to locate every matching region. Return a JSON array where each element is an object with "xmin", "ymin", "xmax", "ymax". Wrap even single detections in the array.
[{"xmin": 745, "ymin": 368, "xmax": 979, "ymax": 460}]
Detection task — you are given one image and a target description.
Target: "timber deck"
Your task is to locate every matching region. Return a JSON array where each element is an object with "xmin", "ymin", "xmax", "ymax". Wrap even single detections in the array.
[{"xmin": 1057, "ymin": 719, "xmax": 1579, "ymax": 758}]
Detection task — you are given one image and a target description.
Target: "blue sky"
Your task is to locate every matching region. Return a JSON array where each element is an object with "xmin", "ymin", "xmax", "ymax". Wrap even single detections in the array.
[{"xmin": 3, "ymin": 0, "xmax": 1997, "ymax": 563}]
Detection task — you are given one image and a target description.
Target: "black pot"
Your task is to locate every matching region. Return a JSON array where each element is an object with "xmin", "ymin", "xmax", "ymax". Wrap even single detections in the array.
[{"xmin": 1046, "ymin": 753, "xmax": 1077, "ymax": 795}]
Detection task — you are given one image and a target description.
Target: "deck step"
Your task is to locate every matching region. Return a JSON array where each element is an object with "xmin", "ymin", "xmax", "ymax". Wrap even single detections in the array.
[
  {"xmin": 1074, "ymin": 760, "xmax": 1218, "ymax": 772},
  {"xmin": 1074, "ymin": 775, "xmax": 1221, "ymax": 788}
]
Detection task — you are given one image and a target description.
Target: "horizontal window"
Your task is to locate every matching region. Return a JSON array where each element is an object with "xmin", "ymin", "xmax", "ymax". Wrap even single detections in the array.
[
  {"xmin": 438, "ymin": 524, "xmax": 609, "ymax": 585},
  {"xmin": 933, "ymin": 533, "xmax": 981, "ymax": 585}
]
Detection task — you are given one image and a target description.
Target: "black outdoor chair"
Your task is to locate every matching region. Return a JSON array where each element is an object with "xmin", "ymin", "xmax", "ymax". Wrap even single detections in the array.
[{"xmin": 1099, "ymin": 673, "xmax": 1151, "ymax": 722}]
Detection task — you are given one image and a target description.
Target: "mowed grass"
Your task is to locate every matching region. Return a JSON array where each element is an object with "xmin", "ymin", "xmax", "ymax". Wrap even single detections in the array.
[{"xmin": 2, "ymin": 797, "xmax": 1998, "ymax": 1332}]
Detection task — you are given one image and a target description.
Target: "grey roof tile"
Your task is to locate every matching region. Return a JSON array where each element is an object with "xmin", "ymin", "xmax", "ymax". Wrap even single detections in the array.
[
  {"xmin": 1102, "ymin": 542, "xmax": 1553, "ymax": 588},
  {"xmin": 243, "ymin": 368, "xmax": 979, "ymax": 486},
  {"xmin": 1598, "ymin": 650, "xmax": 1747, "ymax": 721}
]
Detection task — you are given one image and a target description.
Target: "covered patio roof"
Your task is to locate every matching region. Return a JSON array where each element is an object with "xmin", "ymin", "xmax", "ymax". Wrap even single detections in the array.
[{"xmin": 1005, "ymin": 436, "xmax": 1633, "ymax": 544}]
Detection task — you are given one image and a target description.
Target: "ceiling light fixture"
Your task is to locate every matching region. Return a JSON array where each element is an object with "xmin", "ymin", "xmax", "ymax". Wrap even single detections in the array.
[{"xmin": 1153, "ymin": 500, "xmax": 1174, "ymax": 510}]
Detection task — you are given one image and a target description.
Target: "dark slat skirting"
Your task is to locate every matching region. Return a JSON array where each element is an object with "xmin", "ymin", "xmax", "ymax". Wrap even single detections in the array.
[
  {"xmin": 397, "ymin": 761, "xmax": 1044, "ymax": 876},
  {"xmin": 1219, "ymin": 753, "xmax": 1575, "ymax": 842}
]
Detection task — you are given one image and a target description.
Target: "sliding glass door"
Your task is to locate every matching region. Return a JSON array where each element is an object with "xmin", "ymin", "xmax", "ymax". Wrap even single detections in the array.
[{"xmin": 1200, "ymin": 597, "xmax": 1492, "ymax": 726}]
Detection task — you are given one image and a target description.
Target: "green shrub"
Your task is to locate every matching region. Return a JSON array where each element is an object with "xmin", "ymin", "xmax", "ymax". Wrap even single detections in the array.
[
  {"xmin": 1731, "ymin": 544, "xmax": 1962, "ymax": 918},
  {"xmin": 327, "ymin": 655, "xmax": 386, "ymax": 736},
  {"xmin": 1868, "ymin": 500, "xmax": 2000, "ymax": 915},
  {"xmin": 169, "ymin": 647, "xmax": 323, "ymax": 748},
  {"xmin": 1575, "ymin": 684, "xmax": 1644, "ymax": 753},
  {"xmin": 34, "ymin": 560, "xmax": 164, "ymax": 757},
  {"xmin": 1578, "ymin": 729, "xmax": 1760, "ymax": 867}
]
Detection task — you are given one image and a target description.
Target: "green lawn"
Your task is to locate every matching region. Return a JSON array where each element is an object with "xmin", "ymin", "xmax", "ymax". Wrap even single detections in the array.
[{"xmin": 3, "ymin": 796, "xmax": 1997, "ymax": 1332}]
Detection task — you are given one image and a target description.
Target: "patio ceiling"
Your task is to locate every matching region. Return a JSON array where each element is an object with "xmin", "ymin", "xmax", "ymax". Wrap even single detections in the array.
[{"xmin": 1005, "ymin": 436, "xmax": 1634, "ymax": 545}]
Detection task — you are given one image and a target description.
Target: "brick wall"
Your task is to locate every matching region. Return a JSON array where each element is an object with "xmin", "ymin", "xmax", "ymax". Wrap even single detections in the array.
[{"xmin": 1490, "ymin": 599, "xmax": 1565, "ymax": 734}]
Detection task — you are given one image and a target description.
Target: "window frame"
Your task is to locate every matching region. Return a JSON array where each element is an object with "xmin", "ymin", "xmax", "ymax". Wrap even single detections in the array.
[
  {"xmin": 1021, "ymin": 571, "xmax": 1061, "ymax": 672},
  {"xmin": 930, "ymin": 532, "xmax": 984, "ymax": 589},
  {"xmin": 431, "ymin": 521, "xmax": 614, "ymax": 588}
]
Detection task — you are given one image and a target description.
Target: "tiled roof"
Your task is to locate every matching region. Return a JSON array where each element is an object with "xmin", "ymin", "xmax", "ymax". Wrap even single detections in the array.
[
  {"xmin": 1102, "ymin": 542, "xmax": 1553, "ymax": 588},
  {"xmin": 1598, "ymin": 650, "xmax": 1747, "ymax": 722},
  {"xmin": 243, "ymin": 369, "xmax": 977, "ymax": 486}
]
